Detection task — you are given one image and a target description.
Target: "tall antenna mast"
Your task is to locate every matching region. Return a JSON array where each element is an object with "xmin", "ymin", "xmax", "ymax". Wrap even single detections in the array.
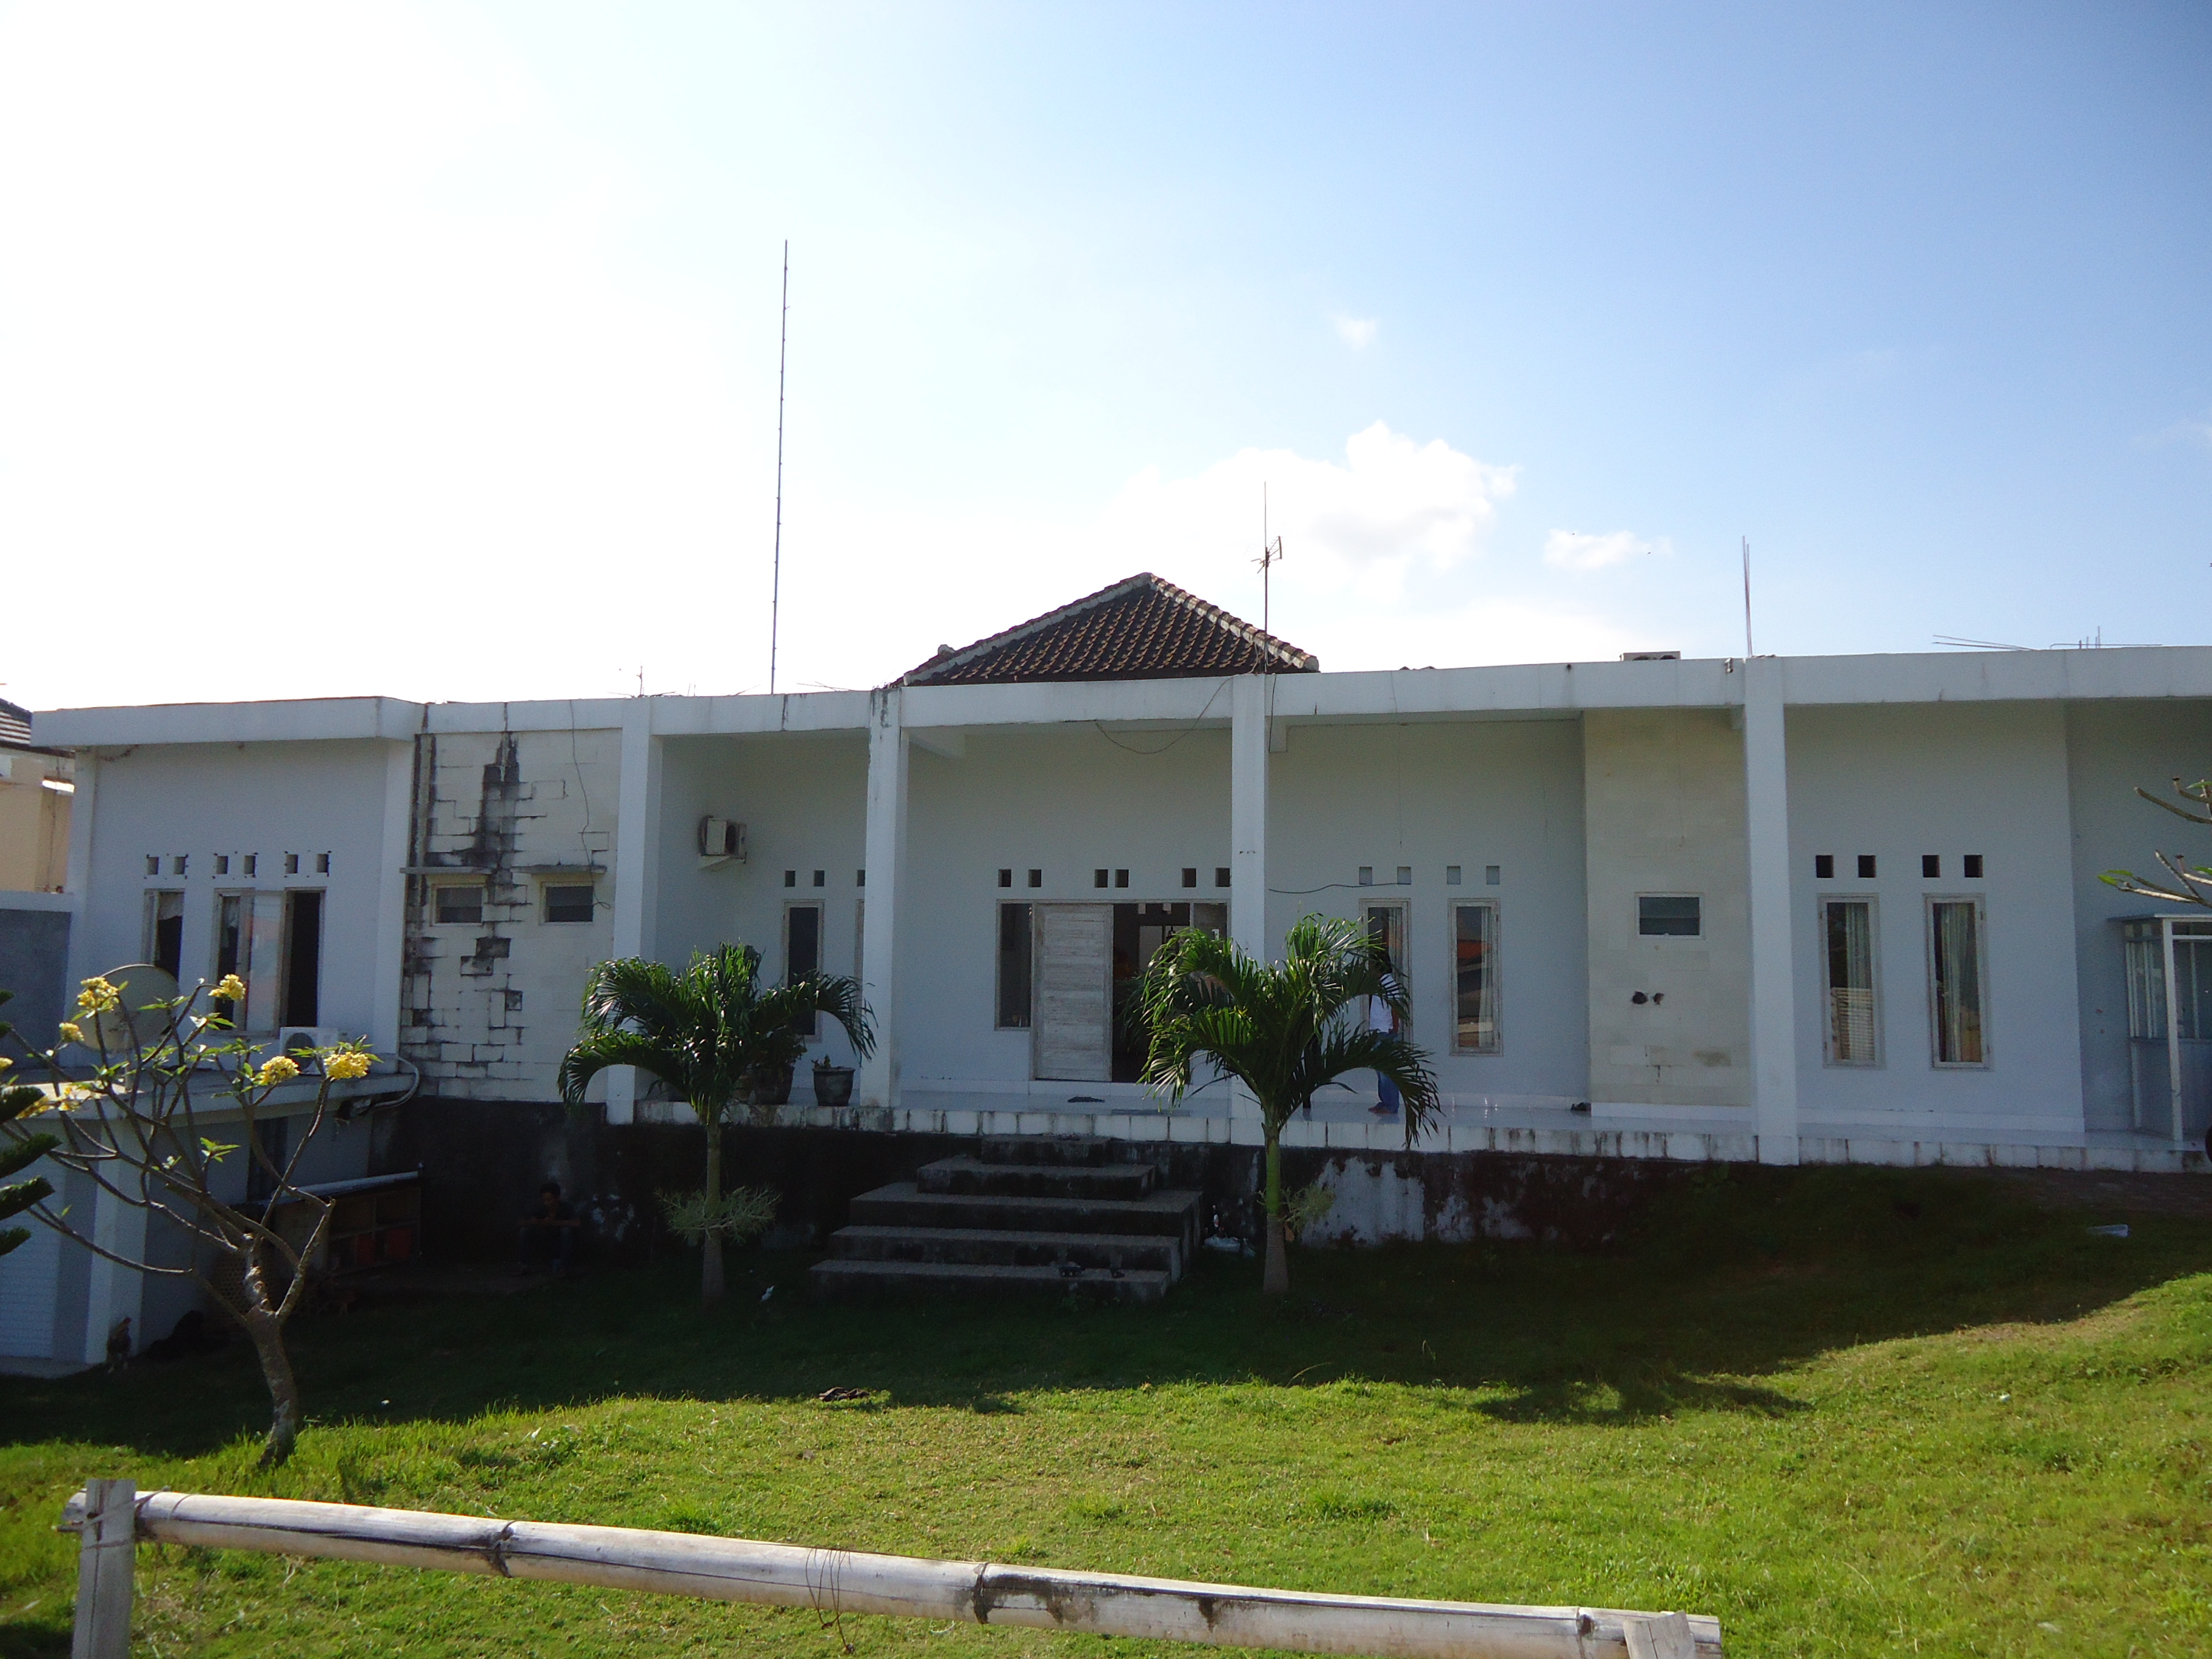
[
  {"xmin": 1256, "ymin": 482, "xmax": 1284, "ymax": 635},
  {"xmin": 769, "ymin": 241, "xmax": 790, "ymax": 695},
  {"xmin": 1741, "ymin": 535, "xmax": 1755, "ymax": 659}
]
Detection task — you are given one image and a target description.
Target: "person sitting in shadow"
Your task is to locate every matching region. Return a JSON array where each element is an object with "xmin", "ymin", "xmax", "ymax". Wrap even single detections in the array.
[{"xmin": 516, "ymin": 1181, "xmax": 581, "ymax": 1276}]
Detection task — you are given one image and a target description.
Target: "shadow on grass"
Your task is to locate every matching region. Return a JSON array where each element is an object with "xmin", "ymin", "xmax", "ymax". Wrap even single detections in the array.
[{"xmin": 4, "ymin": 1163, "xmax": 2207, "ymax": 1462}]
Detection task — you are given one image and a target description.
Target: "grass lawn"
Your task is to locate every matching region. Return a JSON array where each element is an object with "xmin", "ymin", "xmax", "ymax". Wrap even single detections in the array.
[{"xmin": 1, "ymin": 1163, "xmax": 2208, "ymax": 1659}]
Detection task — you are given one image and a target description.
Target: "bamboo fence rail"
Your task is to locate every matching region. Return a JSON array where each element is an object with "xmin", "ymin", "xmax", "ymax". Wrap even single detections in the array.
[{"xmin": 63, "ymin": 1483, "xmax": 1718, "ymax": 1659}]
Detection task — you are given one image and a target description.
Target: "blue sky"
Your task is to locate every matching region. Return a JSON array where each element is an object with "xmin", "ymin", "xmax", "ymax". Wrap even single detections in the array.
[{"xmin": 3, "ymin": 2, "xmax": 2208, "ymax": 707}]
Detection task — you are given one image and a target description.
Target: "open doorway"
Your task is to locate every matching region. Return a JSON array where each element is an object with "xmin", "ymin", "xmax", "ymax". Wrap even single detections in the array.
[
  {"xmin": 281, "ymin": 890, "xmax": 323, "ymax": 1027},
  {"xmin": 146, "ymin": 891, "xmax": 184, "ymax": 980},
  {"xmin": 1110, "ymin": 901, "xmax": 1227, "ymax": 1082}
]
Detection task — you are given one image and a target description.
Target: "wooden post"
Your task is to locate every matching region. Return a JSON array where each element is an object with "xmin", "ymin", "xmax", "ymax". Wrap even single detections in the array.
[
  {"xmin": 1624, "ymin": 1612, "xmax": 1695, "ymax": 1659},
  {"xmin": 71, "ymin": 1477, "xmax": 135, "ymax": 1659}
]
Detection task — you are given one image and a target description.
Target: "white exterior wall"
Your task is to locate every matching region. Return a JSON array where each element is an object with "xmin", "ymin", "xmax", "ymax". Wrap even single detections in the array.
[
  {"xmin": 653, "ymin": 731, "xmax": 872, "ymax": 1074},
  {"xmin": 1268, "ymin": 718, "xmax": 1590, "ymax": 1107},
  {"xmin": 35, "ymin": 649, "xmax": 2212, "ymax": 1172},
  {"xmin": 1786, "ymin": 702, "xmax": 2084, "ymax": 1131},
  {"xmin": 902, "ymin": 725, "xmax": 1233, "ymax": 1087},
  {"xmin": 67, "ymin": 739, "xmax": 406, "ymax": 1043},
  {"xmin": 1582, "ymin": 708, "xmax": 1752, "ymax": 1109},
  {"xmin": 2063, "ymin": 700, "xmax": 2212, "ymax": 1132}
]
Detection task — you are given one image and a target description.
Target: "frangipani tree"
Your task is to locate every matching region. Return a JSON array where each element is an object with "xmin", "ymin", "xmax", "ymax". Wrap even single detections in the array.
[
  {"xmin": 1136, "ymin": 915, "xmax": 1439, "ymax": 1296},
  {"xmin": 0, "ymin": 970, "xmax": 378, "ymax": 1467},
  {"xmin": 2103, "ymin": 774, "xmax": 2212, "ymax": 910},
  {"xmin": 558, "ymin": 945, "xmax": 873, "ymax": 1308}
]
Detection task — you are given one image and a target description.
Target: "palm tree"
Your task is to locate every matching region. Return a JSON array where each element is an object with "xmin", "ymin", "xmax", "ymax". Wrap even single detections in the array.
[
  {"xmin": 1136, "ymin": 914, "xmax": 1439, "ymax": 1296},
  {"xmin": 558, "ymin": 945, "xmax": 873, "ymax": 1307}
]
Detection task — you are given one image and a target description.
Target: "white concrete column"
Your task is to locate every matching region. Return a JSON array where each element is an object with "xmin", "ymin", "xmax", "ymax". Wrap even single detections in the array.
[
  {"xmin": 62, "ymin": 752, "xmax": 99, "ymax": 989},
  {"xmin": 1743, "ymin": 657, "xmax": 1801, "ymax": 1165},
  {"xmin": 605, "ymin": 700, "xmax": 665, "ymax": 1125},
  {"xmin": 856, "ymin": 688, "xmax": 908, "ymax": 1114},
  {"xmin": 79, "ymin": 1175, "xmax": 147, "ymax": 1366},
  {"xmin": 369, "ymin": 739, "xmax": 413, "ymax": 1057},
  {"xmin": 1228, "ymin": 675, "xmax": 1270, "ymax": 1131},
  {"xmin": 1230, "ymin": 675, "xmax": 1270, "ymax": 960}
]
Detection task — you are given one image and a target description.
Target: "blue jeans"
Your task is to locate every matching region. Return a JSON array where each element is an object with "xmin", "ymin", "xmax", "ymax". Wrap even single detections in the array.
[
  {"xmin": 519, "ymin": 1223, "xmax": 575, "ymax": 1272},
  {"xmin": 1376, "ymin": 1074, "xmax": 1401, "ymax": 1115}
]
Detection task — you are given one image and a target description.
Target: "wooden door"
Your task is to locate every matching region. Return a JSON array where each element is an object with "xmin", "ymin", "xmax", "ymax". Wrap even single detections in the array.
[{"xmin": 1033, "ymin": 903, "xmax": 1111, "ymax": 1081}]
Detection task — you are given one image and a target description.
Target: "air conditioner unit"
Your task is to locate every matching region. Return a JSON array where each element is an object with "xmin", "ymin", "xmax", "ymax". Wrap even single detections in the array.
[{"xmin": 699, "ymin": 816, "xmax": 747, "ymax": 866}]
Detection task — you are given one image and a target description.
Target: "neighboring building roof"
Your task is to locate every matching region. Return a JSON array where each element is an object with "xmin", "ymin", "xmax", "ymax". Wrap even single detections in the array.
[
  {"xmin": 0, "ymin": 698, "xmax": 30, "ymax": 746},
  {"xmin": 902, "ymin": 572, "xmax": 1319, "ymax": 686}
]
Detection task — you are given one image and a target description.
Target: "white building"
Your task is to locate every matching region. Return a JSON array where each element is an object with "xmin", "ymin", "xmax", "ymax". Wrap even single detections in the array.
[{"xmin": 7, "ymin": 573, "xmax": 2211, "ymax": 1358}]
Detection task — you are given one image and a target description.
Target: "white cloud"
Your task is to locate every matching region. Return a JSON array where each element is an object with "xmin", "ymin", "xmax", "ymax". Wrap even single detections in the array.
[
  {"xmin": 2145, "ymin": 414, "xmax": 2212, "ymax": 454},
  {"xmin": 1542, "ymin": 529, "xmax": 1667, "ymax": 571},
  {"xmin": 753, "ymin": 421, "xmax": 1523, "ymax": 691},
  {"xmin": 1332, "ymin": 313, "xmax": 1379, "ymax": 348}
]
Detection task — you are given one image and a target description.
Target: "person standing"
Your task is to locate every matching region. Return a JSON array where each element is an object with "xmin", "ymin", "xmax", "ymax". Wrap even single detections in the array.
[
  {"xmin": 1369, "ymin": 991, "xmax": 1401, "ymax": 1118},
  {"xmin": 517, "ymin": 1181, "xmax": 581, "ymax": 1275}
]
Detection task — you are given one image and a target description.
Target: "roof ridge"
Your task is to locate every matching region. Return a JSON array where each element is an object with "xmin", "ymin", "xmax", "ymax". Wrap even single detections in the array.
[
  {"xmin": 902, "ymin": 573, "xmax": 1160, "ymax": 685},
  {"xmin": 900, "ymin": 573, "xmax": 1316, "ymax": 686}
]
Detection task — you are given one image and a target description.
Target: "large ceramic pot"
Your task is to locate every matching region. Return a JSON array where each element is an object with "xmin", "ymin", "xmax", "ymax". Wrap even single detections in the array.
[
  {"xmin": 812, "ymin": 1064, "xmax": 855, "ymax": 1109},
  {"xmin": 746, "ymin": 1062, "xmax": 794, "ymax": 1108}
]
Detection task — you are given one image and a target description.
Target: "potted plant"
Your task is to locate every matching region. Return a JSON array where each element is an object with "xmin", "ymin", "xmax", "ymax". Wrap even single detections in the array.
[
  {"xmin": 811, "ymin": 1056, "xmax": 855, "ymax": 1108},
  {"xmin": 743, "ymin": 1057, "xmax": 796, "ymax": 1114}
]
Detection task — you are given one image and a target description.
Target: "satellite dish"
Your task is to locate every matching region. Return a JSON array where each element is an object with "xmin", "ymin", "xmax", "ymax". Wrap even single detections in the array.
[{"xmin": 79, "ymin": 962, "xmax": 184, "ymax": 1053}]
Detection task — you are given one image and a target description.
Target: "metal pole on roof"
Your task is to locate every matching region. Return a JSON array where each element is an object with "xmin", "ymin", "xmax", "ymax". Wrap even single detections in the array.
[
  {"xmin": 1741, "ymin": 536, "xmax": 1755, "ymax": 659},
  {"xmin": 769, "ymin": 241, "xmax": 789, "ymax": 696},
  {"xmin": 1256, "ymin": 484, "xmax": 1282, "ymax": 637}
]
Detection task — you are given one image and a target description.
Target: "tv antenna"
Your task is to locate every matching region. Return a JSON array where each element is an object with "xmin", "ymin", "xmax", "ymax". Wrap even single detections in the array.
[
  {"xmin": 769, "ymin": 241, "xmax": 790, "ymax": 696},
  {"xmin": 1256, "ymin": 483, "xmax": 1284, "ymax": 635},
  {"xmin": 1741, "ymin": 535, "xmax": 1755, "ymax": 659}
]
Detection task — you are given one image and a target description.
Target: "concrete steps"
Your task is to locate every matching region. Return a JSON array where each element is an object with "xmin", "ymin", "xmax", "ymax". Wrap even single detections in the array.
[
  {"xmin": 809, "ymin": 1258, "xmax": 1175, "ymax": 1302},
  {"xmin": 810, "ymin": 1137, "xmax": 1200, "ymax": 1301},
  {"xmin": 916, "ymin": 1155, "xmax": 1158, "ymax": 1201},
  {"xmin": 827, "ymin": 1224, "xmax": 1183, "ymax": 1275}
]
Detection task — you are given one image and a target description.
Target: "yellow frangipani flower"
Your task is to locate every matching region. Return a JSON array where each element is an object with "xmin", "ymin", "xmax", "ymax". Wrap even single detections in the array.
[
  {"xmin": 256, "ymin": 1056, "xmax": 301, "ymax": 1086},
  {"xmin": 56, "ymin": 1022, "xmax": 84, "ymax": 1044},
  {"xmin": 26, "ymin": 1084, "xmax": 88, "ymax": 1115},
  {"xmin": 76, "ymin": 977, "xmax": 120, "ymax": 1014},
  {"xmin": 323, "ymin": 1051, "xmax": 373, "ymax": 1081},
  {"xmin": 213, "ymin": 974, "xmax": 247, "ymax": 1002}
]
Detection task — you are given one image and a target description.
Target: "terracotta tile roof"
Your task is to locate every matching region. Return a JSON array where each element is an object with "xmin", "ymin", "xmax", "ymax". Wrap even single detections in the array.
[{"xmin": 902, "ymin": 574, "xmax": 1319, "ymax": 686}]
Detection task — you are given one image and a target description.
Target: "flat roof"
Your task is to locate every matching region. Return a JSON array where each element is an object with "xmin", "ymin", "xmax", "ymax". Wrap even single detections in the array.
[{"xmin": 34, "ymin": 645, "xmax": 2212, "ymax": 748}]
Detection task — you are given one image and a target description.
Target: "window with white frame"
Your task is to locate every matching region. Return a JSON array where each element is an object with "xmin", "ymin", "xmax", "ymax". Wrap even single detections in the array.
[
  {"xmin": 1638, "ymin": 894, "xmax": 1701, "ymax": 937},
  {"xmin": 1451, "ymin": 901, "xmax": 1499, "ymax": 1053},
  {"xmin": 785, "ymin": 902, "xmax": 822, "ymax": 1037},
  {"xmin": 434, "ymin": 883, "xmax": 486, "ymax": 925},
  {"xmin": 1359, "ymin": 898, "xmax": 1409, "ymax": 1034},
  {"xmin": 996, "ymin": 902, "xmax": 1033, "ymax": 1029},
  {"xmin": 1928, "ymin": 898, "xmax": 1988, "ymax": 1066},
  {"xmin": 146, "ymin": 891, "xmax": 185, "ymax": 980},
  {"xmin": 1820, "ymin": 897, "xmax": 1879, "ymax": 1066},
  {"xmin": 543, "ymin": 883, "xmax": 595, "ymax": 923}
]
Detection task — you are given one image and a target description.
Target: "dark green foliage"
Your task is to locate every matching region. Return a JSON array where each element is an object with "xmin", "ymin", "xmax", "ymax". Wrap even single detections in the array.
[{"xmin": 558, "ymin": 945, "xmax": 874, "ymax": 1124}]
